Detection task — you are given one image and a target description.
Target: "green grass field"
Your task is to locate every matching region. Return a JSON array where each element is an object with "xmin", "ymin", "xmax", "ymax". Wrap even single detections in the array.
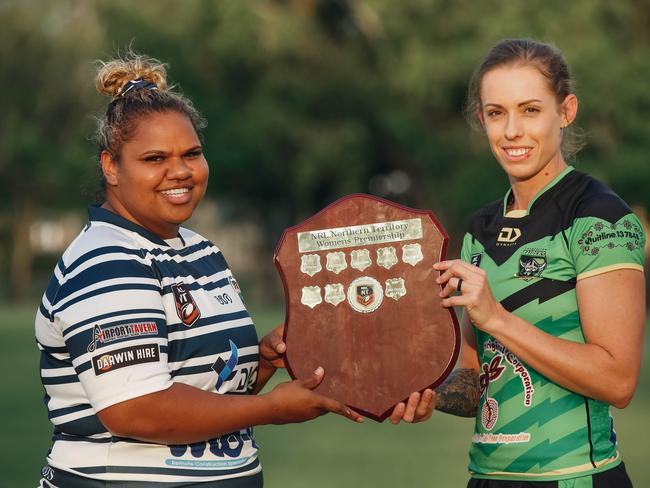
[{"xmin": 3, "ymin": 304, "xmax": 649, "ymax": 487}]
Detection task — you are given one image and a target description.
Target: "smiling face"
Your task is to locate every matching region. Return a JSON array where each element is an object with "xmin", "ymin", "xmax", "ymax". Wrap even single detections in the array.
[
  {"xmin": 479, "ymin": 64, "xmax": 577, "ymax": 189},
  {"xmin": 101, "ymin": 111, "xmax": 209, "ymax": 239}
]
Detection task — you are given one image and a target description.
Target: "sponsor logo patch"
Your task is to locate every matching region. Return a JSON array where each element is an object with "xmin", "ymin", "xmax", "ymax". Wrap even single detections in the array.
[
  {"xmin": 496, "ymin": 227, "xmax": 521, "ymax": 245},
  {"xmin": 577, "ymin": 218, "xmax": 643, "ymax": 256},
  {"xmin": 172, "ymin": 282, "xmax": 201, "ymax": 326},
  {"xmin": 212, "ymin": 340, "xmax": 239, "ymax": 390},
  {"xmin": 87, "ymin": 321, "xmax": 158, "ymax": 353},
  {"xmin": 92, "ymin": 344, "xmax": 160, "ymax": 375},
  {"xmin": 470, "ymin": 253, "xmax": 482, "ymax": 267}
]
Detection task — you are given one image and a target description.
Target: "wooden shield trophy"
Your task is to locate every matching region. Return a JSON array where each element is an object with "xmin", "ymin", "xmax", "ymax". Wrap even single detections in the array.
[{"xmin": 274, "ymin": 194, "xmax": 460, "ymax": 421}]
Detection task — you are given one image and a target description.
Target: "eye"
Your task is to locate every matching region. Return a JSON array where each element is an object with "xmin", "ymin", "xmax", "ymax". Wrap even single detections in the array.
[
  {"xmin": 185, "ymin": 149, "xmax": 203, "ymax": 159},
  {"xmin": 144, "ymin": 155, "xmax": 165, "ymax": 162},
  {"xmin": 524, "ymin": 106, "xmax": 540, "ymax": 114},
  {"xmin": 486, "ymin": 110, "xmax": 502, "ymax": 118}
]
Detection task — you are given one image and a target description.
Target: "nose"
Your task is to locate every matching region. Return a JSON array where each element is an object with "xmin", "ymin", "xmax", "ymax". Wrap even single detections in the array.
[
  {"xmin": 167, "ymin": 156, "xmax": 192, "ymax": 180},
  {"xmin": 504, "ymin": 114, "xmax": 523, "ymax": 140}
]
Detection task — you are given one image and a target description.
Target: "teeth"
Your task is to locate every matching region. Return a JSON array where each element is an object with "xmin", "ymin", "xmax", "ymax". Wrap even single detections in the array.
[
  {"xmin": 161, "ymin": 188, "xmax": 189, "ymax": 196},
  {"xmin": 505, "ymin": 148, "xmax": 530, "ymax": 157}
]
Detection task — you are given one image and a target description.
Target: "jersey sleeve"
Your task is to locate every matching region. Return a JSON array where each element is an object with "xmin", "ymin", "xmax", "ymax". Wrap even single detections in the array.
[
  {"xmin": 569, "ymin": 203, "xmax": 646, "ymax": 280},
  {"xmin": 460, "ymin": 232, "xmax": 474, "ymax": 264},
  {"xmin": 52, "ymin": 249, "xmax": 172, "ymax": 412}
]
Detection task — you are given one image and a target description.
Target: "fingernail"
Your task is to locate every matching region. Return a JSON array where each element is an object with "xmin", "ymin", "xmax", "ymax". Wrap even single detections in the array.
[
  {"xmin": 277, "ymin": 343, "xmax": 286, "ymax": 353},
  {"xmin": 314, "ymin": 366, "xmax": 324, "ymax": 375},
  {"xmin": 356, "ymin": 417, "xmax": 364, "ymax": 423}
]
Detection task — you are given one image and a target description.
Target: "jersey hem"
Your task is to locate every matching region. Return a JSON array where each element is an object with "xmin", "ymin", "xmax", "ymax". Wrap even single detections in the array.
[
  {"xmin": 469, "ymin": 454, "xmax": 621, "ymax": 481},
  {"xmin": 577, "ymin": 263, "xmax": 644, "ymax": 281}
]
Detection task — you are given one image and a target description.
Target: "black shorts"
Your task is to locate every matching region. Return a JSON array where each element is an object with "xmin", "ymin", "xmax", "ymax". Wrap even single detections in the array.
[{"xmin": 467, "ymin": 462, "xmax": 632, "ymax": 488}]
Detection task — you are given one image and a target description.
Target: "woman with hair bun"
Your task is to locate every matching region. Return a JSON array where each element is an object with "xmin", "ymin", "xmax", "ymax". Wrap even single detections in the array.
[
  {"xmin": 34, "ymin": 52, "xmax": 386, "ymax": 487},
  {"xmin": 431, "ymin": 39, "xmax": 645, "ymax": 487}
]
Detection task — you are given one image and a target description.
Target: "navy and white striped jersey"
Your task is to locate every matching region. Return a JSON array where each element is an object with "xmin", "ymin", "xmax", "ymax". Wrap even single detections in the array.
[{"xmin": 35, "ymin": 205, "xmax": 262, "ymax": 485}]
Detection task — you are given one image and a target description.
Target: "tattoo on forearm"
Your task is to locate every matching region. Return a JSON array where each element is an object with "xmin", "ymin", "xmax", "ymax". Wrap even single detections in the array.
[{"xmin": 435, "ymin": 368, "xmax": 480, "ymax": 417}]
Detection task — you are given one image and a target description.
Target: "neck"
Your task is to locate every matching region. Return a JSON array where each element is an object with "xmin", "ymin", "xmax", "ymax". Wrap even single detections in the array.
[{"xmin": 507, "ymin": 158, "xmax": 568, "ymax": 211}]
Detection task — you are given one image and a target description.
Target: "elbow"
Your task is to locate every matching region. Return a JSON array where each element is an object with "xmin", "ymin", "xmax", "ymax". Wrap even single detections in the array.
[
  {"xmin": 610, "ymin": 391, "xmax": 634, "ymax": 409},
  {"xmin": 606, "ymin": 380, "xmax": 637, "ymax": 409}
]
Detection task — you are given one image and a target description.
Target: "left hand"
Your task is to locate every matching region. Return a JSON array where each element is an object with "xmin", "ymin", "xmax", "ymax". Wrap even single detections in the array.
[
  {"xmin": 433, "ymin": 259, "xmax": 505, "ymax": 334},
  {"xmin": 389, "ymin": 389, "xmax": 436, "ymax": 424},
  {"xmin": 259, "ymin": 324, "xmax": 286, "ymax": 369}
]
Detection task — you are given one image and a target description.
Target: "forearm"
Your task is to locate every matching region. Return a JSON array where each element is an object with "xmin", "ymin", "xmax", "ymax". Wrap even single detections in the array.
[
  {"xmin": 434, "ymin": 368, "xmax": 480, "ymax": 417},
  {"xmin": 252, "ymin": 357, "xmax": 277, "ymax": 394},
  {"xmin": 486, "ymin": 307, "xmax": 642, "ymax": 407},
  {"xmin": 99, "ymin": 382, "xmax": 277, "ymax": 444}
]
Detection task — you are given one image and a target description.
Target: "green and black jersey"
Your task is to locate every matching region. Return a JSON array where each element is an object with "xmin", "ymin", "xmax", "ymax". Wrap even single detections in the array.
[{"xmin": 460, "ymin": 166, "xmax": 645, "ymax": 481}]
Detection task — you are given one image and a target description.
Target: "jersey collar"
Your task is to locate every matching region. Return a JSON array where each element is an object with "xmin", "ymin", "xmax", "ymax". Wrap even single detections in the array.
[
  {"xmin": 88, "ymin": 204, "xmax": 177, "ymax": 247},
  {"xmin": 502, "ymin": 165, "xmax": 575, "ymax": 218}
]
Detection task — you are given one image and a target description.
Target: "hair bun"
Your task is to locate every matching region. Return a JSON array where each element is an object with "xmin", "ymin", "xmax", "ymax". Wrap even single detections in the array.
[{"xmin": 96, "ymin": 51, "xmax": 168, "ymax": 97}]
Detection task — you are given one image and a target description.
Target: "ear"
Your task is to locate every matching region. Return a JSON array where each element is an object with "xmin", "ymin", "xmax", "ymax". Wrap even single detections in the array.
[
  {"xmin": 476, "ymin": 103, "xmax": 485, "ymax": 128},
  {"xmin": 560, "ymin": 94, "xmax": 578, "ymax": 127},
  {"xmin": 100, "ymin": 150, "xmax": 119, "ymax": 186}
]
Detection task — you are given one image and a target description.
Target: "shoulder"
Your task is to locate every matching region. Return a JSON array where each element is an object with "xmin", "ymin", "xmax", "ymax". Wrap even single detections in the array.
[
  {"xmin": 564, "ymin": 171, "xmax": 633, "ymax": 223},
  {"xmin": 466, "ymin": 198, "xmax": 503, "ymax": 234},
  {"xmin": 60, "ymin": 220, "xmax": 143, "ymax": 268}
]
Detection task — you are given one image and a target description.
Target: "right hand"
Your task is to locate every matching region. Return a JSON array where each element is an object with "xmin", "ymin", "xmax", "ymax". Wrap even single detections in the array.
[{"xmin": 266, "ymin": 367, "xmax": 364, "ymax": 424}]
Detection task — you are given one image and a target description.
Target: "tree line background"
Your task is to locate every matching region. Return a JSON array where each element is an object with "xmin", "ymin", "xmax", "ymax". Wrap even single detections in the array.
[{"xmin": 1, "ymin": 0, "xmax": 649, "ymax": 304}]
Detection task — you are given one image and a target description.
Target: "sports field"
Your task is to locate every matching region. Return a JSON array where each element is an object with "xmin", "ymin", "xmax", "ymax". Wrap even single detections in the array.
[{"xmin": 3, "ymin": 304, "xmax": 649, "ymax": 487}]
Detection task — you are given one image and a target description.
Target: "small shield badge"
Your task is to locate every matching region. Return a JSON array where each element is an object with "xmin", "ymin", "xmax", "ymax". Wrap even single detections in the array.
[
  {"xmin": 300, "ymin": 254, "xmax": 322, "ymax": 277},
  {"xmin": 301, "ymin": 286, "xmax": 322, "ymax": 309},
  {"xmin": 385, "ymin": 278, "xmax": 406, "ymax": 300},
  {"xmin": 402, "ymin": 243, "xmax": 423, "ymax": 266},
  {"xmin": 350, "ymin": 249, "xmax": 372, "ymax": 271},
  {"xmin": 326, "ymin": 251, "xmax": 348, "ymax": 274},
  {"xmin": 377, "ymin": 246, "xmax": 398, "ymax": 269},
  {"xmin": 324, "ymin": 283, "xmax": 346, "ymax": 306}
]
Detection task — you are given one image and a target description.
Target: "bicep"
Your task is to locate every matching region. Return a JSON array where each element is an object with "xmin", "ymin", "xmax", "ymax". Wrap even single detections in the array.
[{"xmin": 576, "ymin": 268, "xmax": 645, "ymax": 376}]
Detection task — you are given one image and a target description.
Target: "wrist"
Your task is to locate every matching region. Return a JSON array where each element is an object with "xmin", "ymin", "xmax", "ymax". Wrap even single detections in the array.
[
  {"xmin": 483, "ymin": 303, "xmax": 508, "ymax": 337},
  {"xmin": 259, "ymin": 389, "xmax": 284, "ymax": 425}
]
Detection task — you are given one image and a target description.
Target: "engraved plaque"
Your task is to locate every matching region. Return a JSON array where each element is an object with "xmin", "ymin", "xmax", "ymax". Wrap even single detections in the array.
[{"xmin": 275, "ymin": 194, "xmax": 460, "ymax": 421}]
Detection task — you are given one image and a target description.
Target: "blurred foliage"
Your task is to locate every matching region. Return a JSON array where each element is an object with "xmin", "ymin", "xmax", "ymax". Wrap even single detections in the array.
[{"xmin": 1, "ymin": 0, "xmax": 649, "ymax": 300}]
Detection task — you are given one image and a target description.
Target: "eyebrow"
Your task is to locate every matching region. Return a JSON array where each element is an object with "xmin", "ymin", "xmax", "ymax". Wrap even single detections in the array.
[
  {"xmin": 483, "ymin": 99, "xmax": 544, "ymax": 108},
  {"xmin": 139, "ymin": 145, "xmax": 203, "ymax": 156}
]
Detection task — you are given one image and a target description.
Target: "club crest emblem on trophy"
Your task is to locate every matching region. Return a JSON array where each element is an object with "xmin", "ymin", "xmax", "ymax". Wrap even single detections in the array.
[{"xmin": 347, "ymin": 276, "xmax": 383, "ymax": 313}]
